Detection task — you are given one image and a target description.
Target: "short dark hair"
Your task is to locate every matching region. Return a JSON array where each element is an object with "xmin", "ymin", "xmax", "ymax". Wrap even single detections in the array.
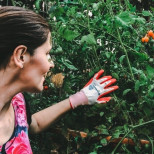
[{"xmin": 0, "ymin": 6, "xmax": 50, "ymax": 69}]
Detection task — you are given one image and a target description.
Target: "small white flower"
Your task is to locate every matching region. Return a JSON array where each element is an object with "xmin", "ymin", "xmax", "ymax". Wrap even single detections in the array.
[
  {"xmin": 84, "ymin": 10, "xmax": 87, "ymax": 13},
  {"xmin": 53, "ymin": 16, "xmax": 56, "ymax": 21},
  {"xmin": 62, "ymin": 23, "xmax": 66, "ymax": 27},
  {"xmin": 97, "ymin": 39, "xmax": 102, "ymax": 46},
  {"xmin": 88, "ymin": 11, "xmax": 92, "ymax": 17},
  {"xmin": 105, "ymin": 41, "xmax": 108, "ymax": 45},
  {"xmin": 111, "ymin": 48, "xmax": 115, "ymax": 53}
]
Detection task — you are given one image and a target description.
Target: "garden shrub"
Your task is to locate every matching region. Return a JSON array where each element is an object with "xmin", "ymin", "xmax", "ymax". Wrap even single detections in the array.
[{"xmin": 1, "ymin": 0, "xmax": 153, "ymax": 153}]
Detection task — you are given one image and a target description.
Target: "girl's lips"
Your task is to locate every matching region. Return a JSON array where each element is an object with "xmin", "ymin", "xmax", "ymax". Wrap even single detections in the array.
[{"xmin": 43, "ymin": 73, "xmax": 47, "ymax": 78}]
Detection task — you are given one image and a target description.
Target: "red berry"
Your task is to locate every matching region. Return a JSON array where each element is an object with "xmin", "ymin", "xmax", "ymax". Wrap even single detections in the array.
[{"xmin": 44, "ymin": 85, "xmax": 48, "ymax": 90}]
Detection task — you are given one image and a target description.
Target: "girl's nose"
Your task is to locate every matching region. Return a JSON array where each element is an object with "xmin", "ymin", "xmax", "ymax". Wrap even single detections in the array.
[{"xmin": 47, "ymin": 54, "xmax": 55, "ymax": 69}]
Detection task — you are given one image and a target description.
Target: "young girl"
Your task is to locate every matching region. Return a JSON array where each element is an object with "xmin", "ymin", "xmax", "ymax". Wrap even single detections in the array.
[{"xmin": 0, "ymin": 6, "xmax": 118, "ymax": 153}]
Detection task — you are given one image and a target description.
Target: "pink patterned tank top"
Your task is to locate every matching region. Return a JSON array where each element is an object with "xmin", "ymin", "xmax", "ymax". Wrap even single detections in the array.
[{"xmin": 0, "ymin": 93, "xmax": 33, "ymax": 154}]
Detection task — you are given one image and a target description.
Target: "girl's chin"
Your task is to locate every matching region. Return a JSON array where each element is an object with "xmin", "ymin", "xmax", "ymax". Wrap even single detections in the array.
[
  {"xmin": 36, "ymin": 84, "xmax": 44, "ymax": 92},
  {"xmin": 27, "ymin": 84, "xmax": 44, "ymax": 93},
  {"xmin": 26, "ymin": 78, "xmax": 45, "ymax": 93},
  {"xmin": 27, "ymin": 88, "xmax": 42, "ymax": 93}
]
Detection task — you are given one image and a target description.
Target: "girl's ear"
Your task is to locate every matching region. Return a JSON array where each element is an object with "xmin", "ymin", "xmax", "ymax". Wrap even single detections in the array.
[{"xmin": 13, "ymin": 45, "xmax": 29, "ymax": 68}]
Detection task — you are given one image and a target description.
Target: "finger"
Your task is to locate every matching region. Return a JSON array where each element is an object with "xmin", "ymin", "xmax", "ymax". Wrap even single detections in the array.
[
  {"xmin": 101, "ymin": 79, "xmax": 117, "ymax": 88},
  {"xmin": 99, "ymin": 86, "xmax": 119, "ymax": 98},
  {"xmin": 98, "ymin": 76, "xmax": 112, "ymax": 84},
  {"xmin": 94, "ymin": 69, "xmax": 104, "ymax": 79},
  {"xmin": 97, "ymin": 97, "xmax": 111, "ymax": 103}
]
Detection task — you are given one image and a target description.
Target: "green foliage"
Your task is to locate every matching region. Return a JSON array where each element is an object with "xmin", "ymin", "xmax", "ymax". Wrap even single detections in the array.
[{"xmin": 2, "ymin": 0, "xmax": 154, "ymax": 153}]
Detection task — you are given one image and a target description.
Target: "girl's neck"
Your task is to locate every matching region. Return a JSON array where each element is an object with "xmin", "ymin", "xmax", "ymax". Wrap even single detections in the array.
[{"xmin": 0, "ymin": 68, "xmax": 21, "ymax": 114}]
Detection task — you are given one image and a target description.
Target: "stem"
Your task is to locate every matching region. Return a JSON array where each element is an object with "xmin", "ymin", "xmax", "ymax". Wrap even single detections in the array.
[
  {"xmin": 116, "ymin": 29, "xmax": 135, "ymax": 80},
  {"xmin": 152, "ymin": 140, "xmax": 154, "ymax": 154},
  {"xmin": 105, "ymin": 32, "xmax": 139, "ymax": 53},
  {"xmin": 119, "ymin": 0, "xmax": 122, "ymax": 10},
  {"xmin": 86, "ymin": 53, "xmax": 94, "ymax": 69},
  {"xmin": 56, "ymin": 0, "xmax": 59, "ymax": 6},
  {"xmin": 87, "ymin": 5, "xmax": 101, "ymax": 69},
  {"xmin": 147, "ymin": 136, "xmax": 154, "ymax": 154},
  {"xmin": 93, "ymin": 46, "xmax": 102, "ymax": 69},
  {"xmin": 112, "ymin": 128, "xmax": 132, "ymax": 154},
  {"xmin": 124, "ymin": 0, "xmax": 129, "ymax": 10},
  {"xmin": 131, "ymin": 119, "xmax": 154, "ymax": 129},
  {"xmin": 105, "ymin": 1, "xmax": 135, "ymax": 80},
  {"xmin": 112, "ymin": 119, "xmax": 154, "ymax": 153}
]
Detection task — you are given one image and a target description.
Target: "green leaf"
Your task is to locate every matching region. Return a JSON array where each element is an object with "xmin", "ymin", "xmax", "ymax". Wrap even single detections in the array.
[
  {"xmin": 101, "ymin": 129, "xmax": 109, "ymax": 135},
  {"xmin": 58, "ymin": 25, "xmax": 66, "ymax": 36},
  {"xmin": 112, "ymin": 73, "xmax": 119, "ymax": 80},
  {"xmin": 93, "ymin": 2, "xmax": 101, "ymax": 11},
  {"xmin": 89, "ymin": 152, "xmax": 97, "ymax": 154},
  {"xmin": 115, "ymin": 11, "xmax": 145, "ymax": 28},
  {"xmin": 135, "ymin": 16, "xmax": 146, "ymax": 24},
  {"xmin": 35, "ymin": 0, "xmax": 42, "ymax": 10},
  {"xmin": 81, "ymin": 33, "xmax": 96, "ymax": 45},
  {"xmin": 100, "ymin": 138, "xmax": 107, "ymax": 145},
  {"xmin": 119, "ymin": 55, "xmax": 126, "ymax": 64},
  {"xmin": 132, "ymin": 52, "xmax": 149, "ymax": 61},
  {"xmin": 105, "ymin": 52, "xmax": 111, "ymax": 59},
  {"xmin": 82, "ymin": 0, "xmax": 96, "ymax": 4},
  {"xmin": 142, "ymin": 11, "xmax": 153, "ymax": 16},
  {"xmin": 115, "ymin": 11, "xmax": 134, "ymax": 28},
  {"xmin": 135, "ymin": 80, "xmax": 140, "ymax": 92},
  {"xmin": 100, "ymin": 112, "xmax": 104, "ymax": 117},
  {"xmin": 51, "ymin": 46, "xmax": 63, "ymax": 55},
  {"xmin": 123, "ymin": 89, "xmax": 131, "ymax": 96},
  {"xmin": 66, "ymin": 7, "xmax": 76, "ymax": 16},
  {"xmin": 128, "ymin": 3, "xmax": 136, "ymax": 12},
  {"xmin": 139, "ymin": 73, "xmax": 148, "ymax": 86},
  {"xmin": 148, "ymin": 85, "xmax": 154, "ymax": 98},
  {"xmin": 61, "ymin": 58, "xmax": 78, "ymax": 70},
  {"xmin": 132, "ymin": 67, "xmax": 143, "ymax": 75},
  {"xmin": 112, "ymin": 130, "xmax": 121, "ymax": 138},
  {"xmin": 124, "ymin": 124, "xmax": 129, "ymax": 132},
  {"xmin": 63, "ymin": 29, "xmax": 80, "ymax": 41},
  {"xmin": 63, "ymin": 79, "xmax": 75, "ymax": 94},
  {"xmin": 146, "ymin": 65, "xmax": 154, "ymax": 78}
]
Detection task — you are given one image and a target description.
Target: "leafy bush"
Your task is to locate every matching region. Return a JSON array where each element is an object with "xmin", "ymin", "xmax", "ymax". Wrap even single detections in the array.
[{"xmin": 1, "ymin": 0, "xmax": 153, "ymax": 153}]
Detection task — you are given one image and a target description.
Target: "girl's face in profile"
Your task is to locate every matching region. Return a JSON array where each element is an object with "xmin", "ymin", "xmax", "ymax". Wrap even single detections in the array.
[{"xmin": 21, "ymin": 32, "xmax": 54, "ymax": 92}]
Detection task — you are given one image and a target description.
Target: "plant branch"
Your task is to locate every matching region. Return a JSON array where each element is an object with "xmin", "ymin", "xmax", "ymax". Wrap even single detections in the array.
[
  {"xmin": 87, "ymin": 5, "xmax": 101, "ymax": 69},
  {"xmin": 116, "ymin": 29, "xmax": 135, "ymax": 80},
  {"xmin": 106, "ymin": 1, "xmax": 135, "ymax": 80},
  {"xmin": 112, "ymin": 128, "xmax": 132, "ymax": 154},
  {"xmin": 112, "ymin": 119, "xmax": 154, "ymax": 153},
  {"xmin": 131, "ymin": 119, "xmax": 154, "ymax": 129}
]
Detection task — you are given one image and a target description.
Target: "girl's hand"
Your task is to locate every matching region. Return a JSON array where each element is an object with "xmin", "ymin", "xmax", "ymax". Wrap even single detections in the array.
[{"xmin": 69, "ymin": 70, "xmax": 119, "ymax": 109}]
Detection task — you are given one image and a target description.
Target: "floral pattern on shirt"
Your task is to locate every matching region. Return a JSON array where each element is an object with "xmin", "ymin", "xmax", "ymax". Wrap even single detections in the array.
[{"xmin": 0, "ymin": 93, "xmax": 33, "ymax": 154}]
